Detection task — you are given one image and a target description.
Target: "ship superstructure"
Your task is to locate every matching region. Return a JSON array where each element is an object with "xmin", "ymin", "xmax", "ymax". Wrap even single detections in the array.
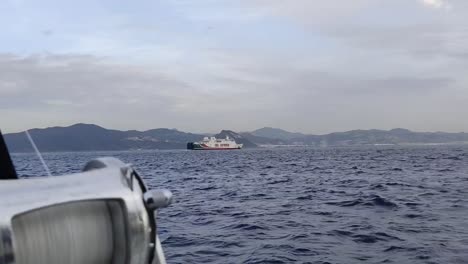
[{"xmin": 187, "ymin": 136, "xmax": 243, "ymax": 150}]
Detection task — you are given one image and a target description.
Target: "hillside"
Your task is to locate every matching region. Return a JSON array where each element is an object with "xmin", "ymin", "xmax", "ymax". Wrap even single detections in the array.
[
  {"xmin": 4, "ymin": 124, "xmax": 206, "ymax": 152},
  {"xmin": 251, "ymin": 127, "xmax": 306, "ymax": 140},
  {"xmin": 4, "ymin": 124, "xmax": 468, "ymax": 152}
]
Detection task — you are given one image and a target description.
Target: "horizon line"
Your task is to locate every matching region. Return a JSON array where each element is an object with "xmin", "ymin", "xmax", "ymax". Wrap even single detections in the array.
[{"xmin": 3, "ymin": 122, "xmax": 468, "ymax": 136}]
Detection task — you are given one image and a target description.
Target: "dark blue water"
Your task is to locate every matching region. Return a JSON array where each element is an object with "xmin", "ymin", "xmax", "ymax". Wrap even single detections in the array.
[{"xmin": 11, "ymin": 146, "xmax": 468, "ymax": 263}]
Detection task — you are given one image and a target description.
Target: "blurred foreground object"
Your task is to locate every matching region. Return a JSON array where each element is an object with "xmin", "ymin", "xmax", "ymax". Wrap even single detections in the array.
[{"xmin": 0, "ymin": 131, "xmax": 172, "ymax": 264}]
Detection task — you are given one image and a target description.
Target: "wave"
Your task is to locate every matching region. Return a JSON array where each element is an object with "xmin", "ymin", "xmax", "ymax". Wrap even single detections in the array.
[{"xmin": 326, "ymin": 194, "xmax": 397, "ymax": 208}]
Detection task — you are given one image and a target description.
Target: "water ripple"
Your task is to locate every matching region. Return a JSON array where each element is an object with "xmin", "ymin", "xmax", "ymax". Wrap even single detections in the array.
[{"xmin": 11, "ymin": 145, "xmax": 468, "ymax": 263}]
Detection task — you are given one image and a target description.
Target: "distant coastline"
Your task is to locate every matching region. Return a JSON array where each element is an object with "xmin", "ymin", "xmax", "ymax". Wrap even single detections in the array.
[{"xmin": 4, "ymin": 124, "xmax": 468, "ymax": 153}]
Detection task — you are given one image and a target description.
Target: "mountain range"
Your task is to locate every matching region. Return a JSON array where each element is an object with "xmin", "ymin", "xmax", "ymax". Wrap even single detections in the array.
[{"xmin": 3, "ymin": 124, "xmax": 468, "ymax": 152}]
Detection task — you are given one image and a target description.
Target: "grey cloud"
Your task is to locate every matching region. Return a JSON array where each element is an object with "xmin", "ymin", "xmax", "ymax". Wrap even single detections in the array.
[
  {"xmin": 0, "ymin": 53, "xmax": 187, "ymax": 107},
  {"xmin": 249, "ymin": 0, "xmax": 377, "ymax": 26},
  {"xmin": 248, "ymin": 0, "xmax": 468, "ymax": 60},
  {"xmin": 0, "ymin": 53, "xmax": 193, "ymax": 131},
  {"xmin": 361, "ymin": 77, "xmax": 453, "ymax": 94},
  {"xmin": 41, "ymin": 29, "xmax": 53, "ymax": 36},
  {"xmin": 3, "ymin": 0, "xmax": 468, "ymax": 134},
  {"xmin": 300, "ymin": 75, "xmax": 455, "ymax": 97},
  {"xmin": 0, "ymin": 51, "xmax": 466, "ymax": 134},
  {"xmin": 324, "ymin": 25, "xmax": 468, "ymax": 62},
  {"xmin": 0, "ymin": 52, "xmax": 302, "ymax": 132},
  {"xmin": 208, "ymin": 55, "xmax": 453, "ymax": 97}
]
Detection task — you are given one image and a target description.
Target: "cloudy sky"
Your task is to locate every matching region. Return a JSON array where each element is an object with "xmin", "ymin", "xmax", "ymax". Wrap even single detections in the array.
[{"xmin": 1, "ymin": 0, "xmax": 467, "ymax": 134}]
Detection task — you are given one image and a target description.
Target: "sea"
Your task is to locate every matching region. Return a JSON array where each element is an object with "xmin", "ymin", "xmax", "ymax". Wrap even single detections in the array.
[{"xmin": 11, "ymin": 145, "xmax": 468, "ymax": 264}]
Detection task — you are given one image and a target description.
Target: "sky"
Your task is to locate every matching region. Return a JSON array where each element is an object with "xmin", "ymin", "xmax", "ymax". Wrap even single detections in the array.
[{"xmin": 1, "ymin": 0, "xmax": 468, "ymax": 134}]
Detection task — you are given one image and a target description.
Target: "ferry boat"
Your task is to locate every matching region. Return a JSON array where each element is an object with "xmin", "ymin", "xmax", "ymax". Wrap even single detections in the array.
[{"xmin": 187, "ymin": 136, "xmax": 243, "ymax": 150}]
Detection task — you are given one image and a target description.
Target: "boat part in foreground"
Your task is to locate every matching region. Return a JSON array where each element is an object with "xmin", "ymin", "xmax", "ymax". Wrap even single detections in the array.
[{"xmin": 0, "ymin": 152, "xmax": 172, "ymax": 264}]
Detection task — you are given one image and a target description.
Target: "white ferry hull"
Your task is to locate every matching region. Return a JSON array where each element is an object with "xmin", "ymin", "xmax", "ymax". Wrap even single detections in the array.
[{"xmin": 187, "ymin": 136, "xmax": 243, "ymax": 150}]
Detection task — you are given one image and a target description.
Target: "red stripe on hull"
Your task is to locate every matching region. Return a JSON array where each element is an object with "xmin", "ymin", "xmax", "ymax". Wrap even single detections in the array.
[{"xmin": 193, "ymin": 147, "xmax": 241, "ymax": 150}]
